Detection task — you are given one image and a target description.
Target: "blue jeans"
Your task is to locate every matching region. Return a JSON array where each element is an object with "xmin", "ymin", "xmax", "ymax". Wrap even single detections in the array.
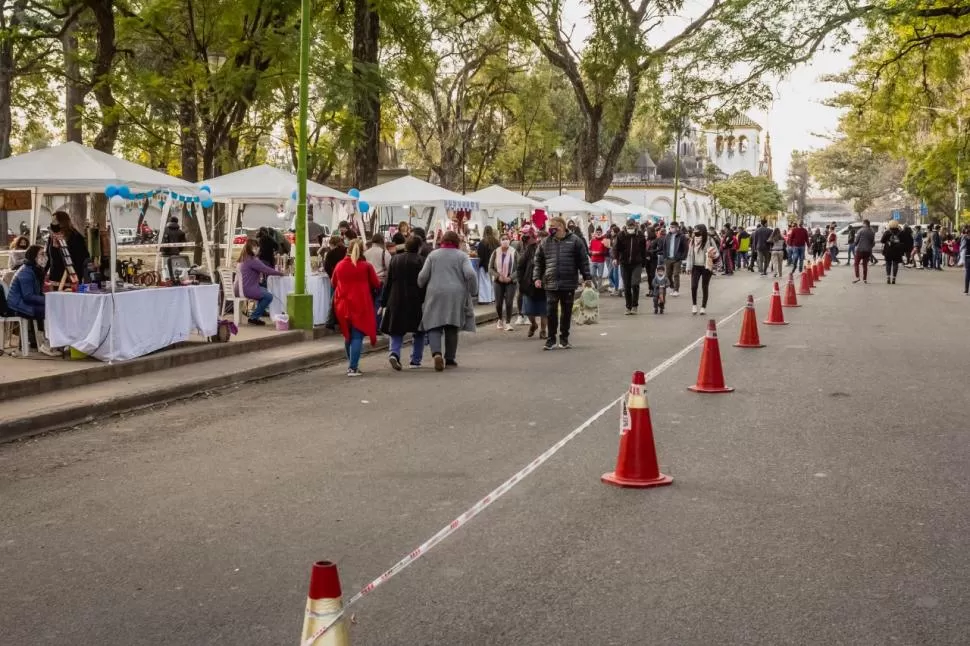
[
  {"xmin": 591, "ymin": 262, "xmax": 605, "ymax": 288},
  {"xmin": 250, "ymin": 287, "xmax": 273, "ymax": 320},
  {"xmin": 389, "ymin": 332, "xmax": 426, "ymax": 365},
  {"xmin": 345, "ymin": 327, "xmax": 365, "ymax": 370},
  {"xmin": 789, "ymin": 246, "xmax": 805, "ymax": 272},
  {"xmin": 608, "ymin": 264, "xmax": 620, "ymax": 290},
  {"xmin": 847, "ymin": 244, "xmax": 855, "ymax": 265},
  {"xmin": 934, "ymin": 248, "xmax": 943, "ymax": 269}
]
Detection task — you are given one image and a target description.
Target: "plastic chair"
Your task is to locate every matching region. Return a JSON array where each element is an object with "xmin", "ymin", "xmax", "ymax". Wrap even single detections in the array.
[{"xmin": 218, "ymin": 268, "xmax": 249, "ymax": 326}]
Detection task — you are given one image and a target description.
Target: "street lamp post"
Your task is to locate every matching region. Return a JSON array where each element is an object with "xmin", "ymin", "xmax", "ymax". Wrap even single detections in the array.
[
  {"xmin": 286, "ymin": 0, "xmax": 313, "ymax": 329},
  {"xmin": 671, "ymin": 121, "xmax": 684, "ymax": 223},
  {"xmin": 555, "ymin": 147, "xmax": 564, "ymax": 195}
]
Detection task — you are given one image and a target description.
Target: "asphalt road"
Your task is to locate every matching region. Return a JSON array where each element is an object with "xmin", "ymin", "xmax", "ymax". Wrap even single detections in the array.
[{"xmin": 2, "ymin": 263, "xmax": 969, "ymax": 646}]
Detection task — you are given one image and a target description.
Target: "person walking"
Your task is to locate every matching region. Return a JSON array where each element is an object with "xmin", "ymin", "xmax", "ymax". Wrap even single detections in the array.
[
  {"xmin": 900, "ymin": 224, "xmax": 915, "ymax": 271},
  {"xmin": 769, "ymin": 228, "xmax": 786, "ymax": 277},
  {"xmin": 662, "ymin": 221, "xmax": 688, "ymax": 296},
  {"xmin": 810, "ymin": 227, "xmax": 826, "ymax": 262},
  {"xmin": 606, "ymin": 224, "xmax": 622, "ymax": 295},
  {"xmin": 588, "ymin": 226, "xmax": 608, "ymax": 291},
  {"xmin": 719, "ymin": 225, "xmax": 737, "ymax": 275},
  {"xmin": 686, "ymin": 224, "xmax": 718, "ymax": 315},
  {"xmin": 475, "ymin": 226, "xmax": 499, "ymax": 304},
  {"xmin": 236, "ymin": 239, "xmax": 284, "ymax": 325},
  {"xmin": 613, "ymin": 218, "xmax": 646, "ymax": 314},
  {"xmin": 931, "ymin": 224, "xmax": 943, "ymax": 270},
  {"xmin": 853, "ymin": 219, "xmax": 876, "ymax": 284},
  {"xmin": 418, "ymin": 230, "xmax": 478, "ymax": 371},
  {"xmin": 533, "ymin": 216, "xmax": 592, "ymax": 350},
  {"xmin": 751, "ymin": 219, "xmax": 772, "ymax": 276},
  {"xmin": 161, "ymin": 216, "xmax": 187, "ymax": 258},
  {"xmin": 332, "ymin": 239, "xmax": 380, "ymax": 377},
  {"xmin": 881, "ymin": 220, "xmax": 905, "ymax": 284},
  {"xmin": 827, "ymin": 226, "xmax": 841, "ymax": 264},
  {"xmin": 381, "ymin": 235, "xmax": 427, "ymax": 371},
  {"xmin": 737, "ymin": 226, "xmax": 752, "ymax": 271},
  {"xmin": 644, "ymin": 226, "xmax": 660, "ymax": 295},
  {"xmin": 846, "ymin": 226, "xmax": 857, "ymax": 265},
  {"xmin": 960, "ymin": 226, "xmax": 970, "ymax": 294},
  {"xmin": 517, "ymin": 230, "xmax": 547, "ymax": 339},
  {"xmin": 787, "ymin": 221, "xmax": 809, "ymax": 273},
  {"xmin": 489, "ymin": 233, "xmax": 518, "ymax": 331}
]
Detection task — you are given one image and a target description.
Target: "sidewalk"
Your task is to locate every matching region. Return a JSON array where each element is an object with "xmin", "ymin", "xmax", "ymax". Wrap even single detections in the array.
[{"xmin": 0, "ymin": 304, "xmax": 502, "ymax": 443}]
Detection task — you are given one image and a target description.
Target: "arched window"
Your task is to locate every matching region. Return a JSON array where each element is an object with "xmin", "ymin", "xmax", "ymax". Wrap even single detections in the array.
[
  {"xmin": 715, "ymin": 136, "xmax": 724, "ymax": 156},
  {"xmin": 738, "ymin": 135, "xmax": 748, "ymax": 154}
]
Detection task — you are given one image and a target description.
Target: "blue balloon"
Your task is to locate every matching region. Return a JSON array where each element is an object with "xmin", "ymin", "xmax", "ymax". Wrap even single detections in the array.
[
  {"xmin": 348, "ymin": 188, "xmax": 360, "ymax": 199},
  {"xmin": 291, "ymin": 189, "xmax": 298, "ymax": 200},
  {"xmin": 359, "ymin": 201, "xmax": 370, "ymax": 213},
  {"xmin": 199, "ymin": 185, "xmax": 212, "ymax": 194},
  {"xmin": 201, "ymin": 198, "xmax": 214, "ymax": 208},
  {"xmin": 105, "ymin": 185, "xmax": 119, "ymax": 198},
  {"xmin": 118, "ymin": 185, "xmax": 132, "ymax": 199}
]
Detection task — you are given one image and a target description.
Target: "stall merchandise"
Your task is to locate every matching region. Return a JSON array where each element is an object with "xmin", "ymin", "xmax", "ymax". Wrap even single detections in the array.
[{"xmin": 46, "ymin": 285, "xmax": 218, "ymax": 361}]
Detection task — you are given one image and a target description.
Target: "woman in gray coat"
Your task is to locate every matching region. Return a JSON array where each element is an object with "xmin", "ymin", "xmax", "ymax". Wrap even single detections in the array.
[{"xmin": 417, "ymin": 230, "xmax": 479, "ymax": 371}]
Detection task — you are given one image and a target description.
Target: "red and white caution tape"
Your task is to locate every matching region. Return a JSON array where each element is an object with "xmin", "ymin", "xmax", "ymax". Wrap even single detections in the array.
[{"xmin": 302, "ymin": 299, "xmax": 754, "ymax": 646}]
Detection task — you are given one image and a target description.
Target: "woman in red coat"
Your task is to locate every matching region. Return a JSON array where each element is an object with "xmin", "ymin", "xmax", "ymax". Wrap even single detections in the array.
[{"xmin": 332, "ymin": 238, "xmax": 380, "ymax": 377}]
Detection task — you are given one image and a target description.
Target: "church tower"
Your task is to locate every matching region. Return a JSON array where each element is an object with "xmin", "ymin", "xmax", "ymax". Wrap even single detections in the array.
[{"xmin": 759, "ymin": 132, "xmax": 773, "ymax": 180}]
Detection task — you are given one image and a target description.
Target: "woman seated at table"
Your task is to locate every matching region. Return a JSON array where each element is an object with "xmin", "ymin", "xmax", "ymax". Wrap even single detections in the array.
[
  {"xmin": 8, "ymin": 245, "xmax": 57, "ymax": 355},
  {"xmin": 45, "ymin": 211, "xmax": 89, "ymax": 284},
  {"xmin": 236, "ymin": 240, "xmax": 283, "ymax": 326}
]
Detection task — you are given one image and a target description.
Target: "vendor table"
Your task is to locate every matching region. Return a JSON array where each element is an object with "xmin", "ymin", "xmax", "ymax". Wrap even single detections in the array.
[
  {"xmin": 266, "ymin": 274, "xmax": 331, "ymax": 326},
  {"xmin": 46, "ymin": 284, "xmax": 219, "ymax": 362}
]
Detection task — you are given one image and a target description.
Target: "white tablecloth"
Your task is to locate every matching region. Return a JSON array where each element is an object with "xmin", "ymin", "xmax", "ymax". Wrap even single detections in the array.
[
  {"xmin": 46, "ymin": 284, "xmax": 219, "ymax": 362},
  {"xmin": 266, "ymin": 274, "xmax": 331, "ymax": 326}
]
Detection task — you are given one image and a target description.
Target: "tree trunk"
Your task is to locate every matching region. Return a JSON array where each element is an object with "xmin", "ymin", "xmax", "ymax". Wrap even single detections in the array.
[
  {"xmin": 61, "ymin": 19, "xmax": 89, "ymax": 227},
  {"xmin": 0, "ymin": 21, "xmax": 13, "ymax": 160},
  {"xmin": 86, "ymin": 0, "xmax": 118, "ymax": 155},
  {"xmin": 351, "ymin": 0, "xmax": 380, "ymax": 189},
  {"xmin": 178, "ymin": 98, "xmax": 203, "ymax": 265}
]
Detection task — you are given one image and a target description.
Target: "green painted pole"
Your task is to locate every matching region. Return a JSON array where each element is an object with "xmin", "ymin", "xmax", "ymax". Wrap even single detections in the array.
[{"xmin": 287, "ymin": 0, "xmax": 313, "ymax": 330}]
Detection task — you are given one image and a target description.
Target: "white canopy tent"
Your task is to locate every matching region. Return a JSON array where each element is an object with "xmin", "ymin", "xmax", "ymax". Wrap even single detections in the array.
[
  {"xmin": 0, "ymin": 141, "xmax": 200, "ymax": 251},
  {"xmin": 540, "ymin": 194, "xmax": 604, "ymax": 230},
  {"xmin": 359, "ymin": 175, "xmax": 480, "ymax": 236},
  {"xmin": 198, "ymin": 164, "xmax": 356, "ymax": 266},
  {"xmin": 0, "ymin": 141, "xmax": 205, "ymax": 363},
  {"xmin": 592, "ymin": 199, "xmax": 644, "ymax": 228},
  {"xmin": 466, "ymin": 185, "xmax": 541, "ymax": 226}
]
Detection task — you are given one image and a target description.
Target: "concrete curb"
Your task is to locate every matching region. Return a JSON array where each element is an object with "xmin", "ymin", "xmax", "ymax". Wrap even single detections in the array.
[{"xmin": 0, "ymin": 309, "xmax": 501, "ymax": 444}]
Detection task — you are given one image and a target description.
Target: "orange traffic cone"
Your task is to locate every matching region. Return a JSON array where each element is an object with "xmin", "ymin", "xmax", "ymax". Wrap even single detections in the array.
[
  {"xmin": 824, "ymin": 250, "xmax": 833, "ymax": 270},
  {"xmin": 602, "ymin": 371, "xmax": 673, "ymax": 489},
  {"xmin": 783, "ymin": 275, "xmax": 800, "ymax": 307},
  {"xmin": 688, "ymin": 319, "xmax": 734, "ymax": 393},
  {"xmin": 734, "ymin": 295, "xmax": 764, "ymax": 348},
  {"xmin": 798, "ymin": 267, "xmax": 813, "ymax": 295},
  {"xmin": 812, "ymin": 260, "xmax": 821, "ymax": 283},
  {"xmin": 764, "ymin": 281, "xmax": 789, "ymax": 326},
  {"xmin": 818, "ymin": 256, "xmax": 827, "ymax": 278},
  {"xmin": 300, "ymin": 561, "xmax": 351, "ymax": 646}
]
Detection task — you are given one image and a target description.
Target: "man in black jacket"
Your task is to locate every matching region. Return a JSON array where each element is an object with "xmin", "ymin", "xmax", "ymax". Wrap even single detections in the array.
[
  {"xmin": 751, "ymin": 220, "xmax": 772, "ymax": 275},
  {"xmin": 613, "ymin": 218, "xmax": 646, "ymax": 314},
  {"xmin": 662, "ymin": 221, "xmax": 688, "ymax": 296},
  {"xmin": 160, "ymin": 216, "xmax": 186, "ymax": 257},
  {"xmin": 534, "ymin": 216, "xmax": 592, "ymax": 350}
]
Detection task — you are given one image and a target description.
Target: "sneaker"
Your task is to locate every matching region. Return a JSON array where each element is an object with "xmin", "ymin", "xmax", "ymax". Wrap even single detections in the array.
[
  {"xmin": 408, "ymin": 363, "xmax": 422, "ymax": 369},
  {"xmin": 496, "ymin": 320, "xmax": 504, "ymax": 330},
  {"xmin": 699, "ymin": 307, "xmax": 706, "ymax": 315},
  {"xmin": 654, "ymin": 306, "xmax": 659, "ymax": 314},
  {"xmin": 248, "ymin": 318, "xmax": 266, "ymax": 326},
  {"xmin": 518, "ymin": 315, "xmax": 528, "ymax": 326},
  {"xmin": 632, "ymin": 307, "xmax": 638, "ymax": 314},
  {"xmin": 892, "ymin": 278, "xmax": 896, "ymax": 284},
  {"xmin": 670, "ymin": 290, "xmax": 679, "ymax": 297},
  {"xmin": 433, "ymin": 354, "xmax": 445, "ymax": 372},
  {"xmin": 691, "ymin": 305, "xmax": 698, "ymax": 315},
  {"xmin": 852, "ymin": 279, "xmax": 860, "ymax": 284},
  {"xmin": 504, "ymin": 323, "xmax": 514, "ymax": 331},
  {"xmin": 347, "ymin": 368, "xmax": 362, "ymax": 377},
  {"xmin": 389, "ymin": 354, "xmax": 402, "ymax": 371},
  {"xmin": 887, "ymin": 277, "xmax": 891, "ymax": 284},
  {"xmin": 543, "ymin": 339, "xmax": 557, "ymax": 351},
  {"xmin": 625, "ymin": 308, "xmax": 633, "ymax": 316},
  {"xmin": 445, "ymin": 359, "xmax": 458, "ymax": 368},
  {"xmin": 558, "ymin": 340, "xmax": 572, "ymax": 349}
]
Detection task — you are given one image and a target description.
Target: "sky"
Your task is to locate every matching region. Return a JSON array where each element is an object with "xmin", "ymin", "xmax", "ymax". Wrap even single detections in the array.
[{"xmin": 560, "ymin": 0, "xmax": 858, "ymax": 183}]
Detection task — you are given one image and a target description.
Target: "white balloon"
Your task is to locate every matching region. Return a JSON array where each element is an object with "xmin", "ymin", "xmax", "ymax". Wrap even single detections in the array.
[
  {"xmin": 199, "ymin": 188, "xmax": 211, "ymax": 200},
  {"xmin": 285, "ymin": 198, "xmax": 297, "ymax": 214}
]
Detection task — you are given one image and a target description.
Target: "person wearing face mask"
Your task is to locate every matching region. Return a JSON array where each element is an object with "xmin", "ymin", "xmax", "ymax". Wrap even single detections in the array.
[
  {"xmin": 686, "ymin": 224, "xmax": 719, "ymax": 315},
  {"xmin": 662, "ymin": 221, "xmax": 688, "ymax": 297},
  {"xmin": 7, "ymin": 245, "xmax": 58, "ymax": 355},
  {"xmin": 588, "ymin": 226, "xmax": 608, "ymax": 292},
  {"xmin": 533, "ymin": 216, "xmax": 592, "ymax": 350},
  {"xmin": 488, "ymin": 234, "xmax": 518, "ymax": 331},
  {"xmin": 236, "ymin": 240, "xmax": 284, "ymax": 325},
  {"xmin": 612, "ymin": 218, "xmax": 646, "ymax": 314}
]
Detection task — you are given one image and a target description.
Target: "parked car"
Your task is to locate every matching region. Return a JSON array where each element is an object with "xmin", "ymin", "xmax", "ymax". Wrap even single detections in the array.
[
  {"xmin": 115, "ymin": 227, "xmax": 139, "ymax": 245},
  {"xmin": 836, "ymin": 222, "xmax": 883, "ymax": 257}
]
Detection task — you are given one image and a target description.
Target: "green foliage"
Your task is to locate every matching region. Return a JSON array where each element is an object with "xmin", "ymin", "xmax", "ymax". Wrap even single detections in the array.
[{"xmin": 711, "ymin": 171, "xmax": 784, "ymax": 222}]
